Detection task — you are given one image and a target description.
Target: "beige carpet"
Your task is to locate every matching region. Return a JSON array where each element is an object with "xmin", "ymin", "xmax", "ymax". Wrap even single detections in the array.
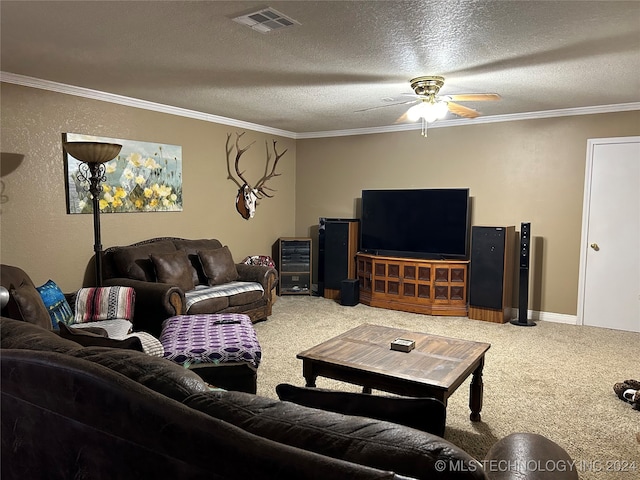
[{"xmin": 253, "ymin": 296, "xmax": 640, "ymax": 480}]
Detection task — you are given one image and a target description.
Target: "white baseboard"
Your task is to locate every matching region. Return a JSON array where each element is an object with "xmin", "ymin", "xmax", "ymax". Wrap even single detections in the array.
[{"xmin": 510, "ymin": 308, "xmax": 577, "ymax": 325}]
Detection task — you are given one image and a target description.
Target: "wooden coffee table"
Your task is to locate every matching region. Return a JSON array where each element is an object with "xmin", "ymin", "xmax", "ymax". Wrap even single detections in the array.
[{"xmin": 296, "ymin": 323, "xmax": 491, "ymax": 421}]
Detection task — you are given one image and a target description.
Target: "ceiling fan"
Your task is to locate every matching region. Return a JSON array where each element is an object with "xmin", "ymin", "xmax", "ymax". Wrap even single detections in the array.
[
  {"xmin": 404, "ymin": 76, "xmax": 500, "ymax": 121},
  {"xmin": 359, "ymin": 76, "xmax": 500, "ymax": 136}
]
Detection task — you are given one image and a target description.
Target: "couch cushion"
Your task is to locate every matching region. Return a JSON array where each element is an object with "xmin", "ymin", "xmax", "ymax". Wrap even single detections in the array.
[
  {"xmin": 184, "ymin": 391, "xmax": 486, "ymax": 480},
  {"xmin": 73, "ymin": 286, "xmax": 136, "ymax": 324},
  {"xmin": 198, "ymin": 246, "xmax": 239, "ymax": 286},
  {"xmin": 184, "ymin": 282, "xmax": 263, "ymax": 312},
  {"xmin": 112, "ymin": 240, "xmax": 176, "ymax": 281},
  {"xmin": 186, "ymin": 295, "xmax": 229, "ymax": 313},
  {"xmin": 36, "ymin": 280, "xmax": 74, "ymax": 328},
  {"xmin": 172, "ymin": 238, "xmax": 223, "ymax": 285},
  {"xmin": 150, "ymin": 250, "xmax": 196, "ymax": 292},
  {"xmin": 228, "ymin": 289, "xmax": 264, "ymax": 306},
  {"xmin": 58, "ymin": 323, "xmax": 144, "ymax": 351},
  {"xmin": 276, "ymin": 383, "xmax": 446, "ymax": 437},
  {"xmin": 9, "ymin": 281, "xmax": 52, "ymax": 329}
]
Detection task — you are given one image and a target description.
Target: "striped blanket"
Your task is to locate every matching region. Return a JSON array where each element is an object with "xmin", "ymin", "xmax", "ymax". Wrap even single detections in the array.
[{"xmin": 184, "ymin": 281, "xmax": 264, "ymax": 311}]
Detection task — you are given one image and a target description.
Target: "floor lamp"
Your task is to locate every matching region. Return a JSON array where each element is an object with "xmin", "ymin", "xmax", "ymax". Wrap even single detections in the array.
[{"xmin": 63, "ymin": 142, "xmax": 122, "ymax": 287}]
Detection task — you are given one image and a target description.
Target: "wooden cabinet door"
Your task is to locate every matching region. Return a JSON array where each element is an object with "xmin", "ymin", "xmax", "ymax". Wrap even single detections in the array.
[
  {"xmin": 371, "ymin": 258, "xmax": 432, "ymax": 305},
  {"xmin": 399, "ymin": 262, "xmax": 432, "ymax": 304},
  {"xmin": 372, "ymin": 258, "xmax": 400, "ymax": 297},
  {"xmin": 357, "ymin": 256, "xmax": 373, "ymax": 298},
  {"xmin": 433, "ymin": 264, "xmax": 467, "ymax": 306}
]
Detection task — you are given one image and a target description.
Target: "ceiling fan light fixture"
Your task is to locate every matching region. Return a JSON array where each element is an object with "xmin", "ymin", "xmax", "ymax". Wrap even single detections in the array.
[
  {"xmin": 407, "ymin": 102, "xmax": 426, "ymax": 122},
  {"xmin": 407, "ymin": 100, "xmax": 448, "ymax": 123},
  {"xmin": 434, "ymin": 100, "xmax": 449, "ymax": 119}
]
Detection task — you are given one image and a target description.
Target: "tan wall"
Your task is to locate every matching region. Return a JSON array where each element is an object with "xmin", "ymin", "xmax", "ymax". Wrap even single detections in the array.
[
  {"xmin": 2, "ymin": 81, "xmax": 638, "ymax": 316},
  {"xmin": 296, "ymin": 111, "xmax": 640, "ymax": 316},
  {"xmin": 0, "ymin": 83, "xmax": 297, "ymax": 291}
]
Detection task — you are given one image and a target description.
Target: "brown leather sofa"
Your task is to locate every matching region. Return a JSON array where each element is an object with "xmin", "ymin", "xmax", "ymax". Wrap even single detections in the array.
[
  {"xmin": 1, "ymin": 317, "xmax": 579, "ymax": 480},
  {"xmin": 101, "ymin": 237, "xmax": 278, "ymax": 336}
]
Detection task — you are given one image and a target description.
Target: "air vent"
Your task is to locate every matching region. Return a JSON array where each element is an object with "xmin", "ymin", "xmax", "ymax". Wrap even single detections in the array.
[{"xmin": 232, "ymin": 7, "xmax": 300, "ymax": 33}]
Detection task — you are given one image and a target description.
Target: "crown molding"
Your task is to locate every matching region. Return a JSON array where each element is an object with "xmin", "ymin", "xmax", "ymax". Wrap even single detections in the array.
[
  {"xmin": 0, "ymin": 72, "xmax": 297, "ymax": 139},
  {"xmin": 3, "ymin": 71, "xmax": 639, "ymax": 141},
  {"xmin": 297, "ymin": 102, "xmax": 640, "ymax": 139}
]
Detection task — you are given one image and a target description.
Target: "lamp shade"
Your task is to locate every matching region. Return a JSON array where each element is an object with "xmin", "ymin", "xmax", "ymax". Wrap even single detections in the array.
[{"xmin": 63, "ymin": 142, "xmax": 122, "ymax": 164}]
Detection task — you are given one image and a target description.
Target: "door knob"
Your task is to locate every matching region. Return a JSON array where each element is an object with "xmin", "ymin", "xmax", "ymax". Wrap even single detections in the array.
[{"xmin": 590, "ymin": 243, "xmax": 600, "ymax": 251}]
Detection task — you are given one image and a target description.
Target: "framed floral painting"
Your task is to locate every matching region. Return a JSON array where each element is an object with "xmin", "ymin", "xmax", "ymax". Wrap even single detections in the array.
[{"xmin": 63, "ymin": 133, "xmax": 182, "ymax": 214}]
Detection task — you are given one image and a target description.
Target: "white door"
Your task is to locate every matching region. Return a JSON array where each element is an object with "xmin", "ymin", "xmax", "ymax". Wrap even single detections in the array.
[{"xmin": 578, "ymin": 137, "xmax": 640, "ymax": 332}]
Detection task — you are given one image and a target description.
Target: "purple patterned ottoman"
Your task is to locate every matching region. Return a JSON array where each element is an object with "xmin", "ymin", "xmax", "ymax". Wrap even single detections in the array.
[{"xmin": 159, "ymin": 313, "xmax": 262, "ymax": 392}]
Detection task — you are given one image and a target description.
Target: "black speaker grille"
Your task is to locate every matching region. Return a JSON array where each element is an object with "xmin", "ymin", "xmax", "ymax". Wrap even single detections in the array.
[
  {"xmin": 325, "ymin": 222, "xmax": 350, "ymax": 289},
  {"xmin": 469, "ymin": 227, "xmax": 506, "ymax": 309}
]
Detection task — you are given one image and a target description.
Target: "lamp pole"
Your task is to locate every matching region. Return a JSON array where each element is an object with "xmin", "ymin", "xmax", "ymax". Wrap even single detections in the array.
[
  {"xmin": 83, "ymin": 161, "xmax": 106, "ymax": 286},
  {"xmin": 63, "ymin": 142, "xmax": 122, "ymax": 287}
]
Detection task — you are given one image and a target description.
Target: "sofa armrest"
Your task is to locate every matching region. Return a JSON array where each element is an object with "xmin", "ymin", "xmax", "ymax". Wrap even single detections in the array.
[
  {"xmin": 103, "ymin": 278, "xmax": 184, "ymax": 336},
  {"xmin": 185, "ymin": 390, "xmax": 486, "ymax": 480},
  {"xmin": 235, "ymin": 265, "xmax": 278, "ymax": 295},
  {"xmin": 483, "ymin": 433, "xmax": 578, "ymax": 480},
  {"xmin": 276, "ymin": 383, "xmax": 446, "ymax": 437}
]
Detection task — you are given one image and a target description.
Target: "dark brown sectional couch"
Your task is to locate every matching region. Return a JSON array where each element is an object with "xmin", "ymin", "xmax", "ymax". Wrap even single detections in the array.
[{"xmin": 1, "ymin": 317, "xmax": 579, "ymax": 480}]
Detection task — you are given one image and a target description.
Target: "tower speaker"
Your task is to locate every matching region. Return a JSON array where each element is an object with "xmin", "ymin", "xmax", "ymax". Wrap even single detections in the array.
[
  {"xmin": 511, "ymin": 222, "xmax": 536, "ymax": 326},
  {"xmin": 469, "ymin": 226, "xmax": 515, "ymax": 323},
  {"xmin": 318, "ymin": 218, "xmax": 327, "ymax": 296},
  {"xmin": 318, "ymin": 218, "xmax": 359, "ymax": 300}
]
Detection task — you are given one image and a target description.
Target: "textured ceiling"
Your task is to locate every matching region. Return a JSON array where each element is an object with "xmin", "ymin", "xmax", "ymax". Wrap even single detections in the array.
[{"xmin": 1, "ymin": 1, "xmax": 639, "ymax": 135}]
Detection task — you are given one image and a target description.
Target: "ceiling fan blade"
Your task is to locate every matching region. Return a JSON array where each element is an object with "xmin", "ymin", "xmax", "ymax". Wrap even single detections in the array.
[
  {"xmin": 354, "ymin": 99, "xmax": 416, "ymax": 113},
  {"xmin": 447, "ymin": 102, "xmax": 480, "ymax": 119},
  {"xmin": 395, "ymin": 111, "xmax": 410, "ymax": 124},
  {"xmin": 447, "ymin": 93, "xmax": 500, "ymax": 102}
]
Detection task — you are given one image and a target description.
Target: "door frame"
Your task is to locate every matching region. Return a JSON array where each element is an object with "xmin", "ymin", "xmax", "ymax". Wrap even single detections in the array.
[{"xmin": 577, "ymin": 136, "xmax": 640, "ymax": 326}]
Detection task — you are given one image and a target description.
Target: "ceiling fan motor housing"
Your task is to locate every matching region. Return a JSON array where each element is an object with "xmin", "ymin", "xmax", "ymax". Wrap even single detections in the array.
[{"xmin": 410, "ymin": 76, "xmax": 445, "ymax": 98}]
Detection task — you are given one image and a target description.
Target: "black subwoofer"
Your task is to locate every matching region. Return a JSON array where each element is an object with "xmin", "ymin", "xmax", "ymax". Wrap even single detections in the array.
[{"xmin": 340, "ymin": 279, "xmax": 359, "ymax": 306}]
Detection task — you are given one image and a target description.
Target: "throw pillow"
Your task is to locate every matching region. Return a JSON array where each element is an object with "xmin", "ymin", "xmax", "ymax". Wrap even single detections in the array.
[
  {"xmin": 149, "ymin": 250, "xmax": 195, "ymax": 292},
  {"xmin": 172, "ymin": 238, "xmax": 224, "ymax": 284},
  {"xmin": 58, "ymin": 323, "xmax": 143, "ymax": 351},
  {"xmin": 74, "ymin": 286, "xmax": 135, "ymax": 324},
  {"xmin": 276, "ymin": 383, "xmax": 446, "ymax": 437},
  {"xmin": 36, "ymin": 279, "xmax": 74, "ymax": 328},
  {"xmin": 198, "ymin": 246, "xmax": 239, "ymax": 286},
  {"xmin": 112, "ymin": 240, "xmax": 177, "ymax": 281},
  {"xmin": 9, "ymin": 281, "xmax": 52, "ymax": 329}
]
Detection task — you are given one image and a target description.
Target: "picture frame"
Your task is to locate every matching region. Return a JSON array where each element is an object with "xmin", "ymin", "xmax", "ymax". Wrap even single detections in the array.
[{"xmin": 63, "ymin": 133, "xmax": 183, "ymax": 214}]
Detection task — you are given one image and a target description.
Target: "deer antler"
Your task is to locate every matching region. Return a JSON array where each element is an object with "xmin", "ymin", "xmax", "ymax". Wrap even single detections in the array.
[
  {"xmin": 254, "ymin": 140, "xmax": 286, "ymax": 198},
  {"xmin": 225, "ymin": 132, "xmax": 255, "ymax": 188}
]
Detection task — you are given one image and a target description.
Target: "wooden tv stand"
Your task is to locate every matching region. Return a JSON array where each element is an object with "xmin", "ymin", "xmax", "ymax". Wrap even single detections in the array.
[{"xmin": 356, "ymin": 253, "xmax": 469, "ymax": 316}]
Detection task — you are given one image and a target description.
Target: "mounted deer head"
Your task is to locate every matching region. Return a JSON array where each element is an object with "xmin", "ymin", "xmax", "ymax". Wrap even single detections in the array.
[{"xmin": 225, "ymin": 132, "xmax": 286, "ymax": 220}]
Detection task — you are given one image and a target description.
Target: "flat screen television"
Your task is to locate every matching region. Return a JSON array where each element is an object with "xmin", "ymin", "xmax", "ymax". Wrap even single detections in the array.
[{"xmin": 360, "ymin": 188, "xmax": 470, "ymax": 260}]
